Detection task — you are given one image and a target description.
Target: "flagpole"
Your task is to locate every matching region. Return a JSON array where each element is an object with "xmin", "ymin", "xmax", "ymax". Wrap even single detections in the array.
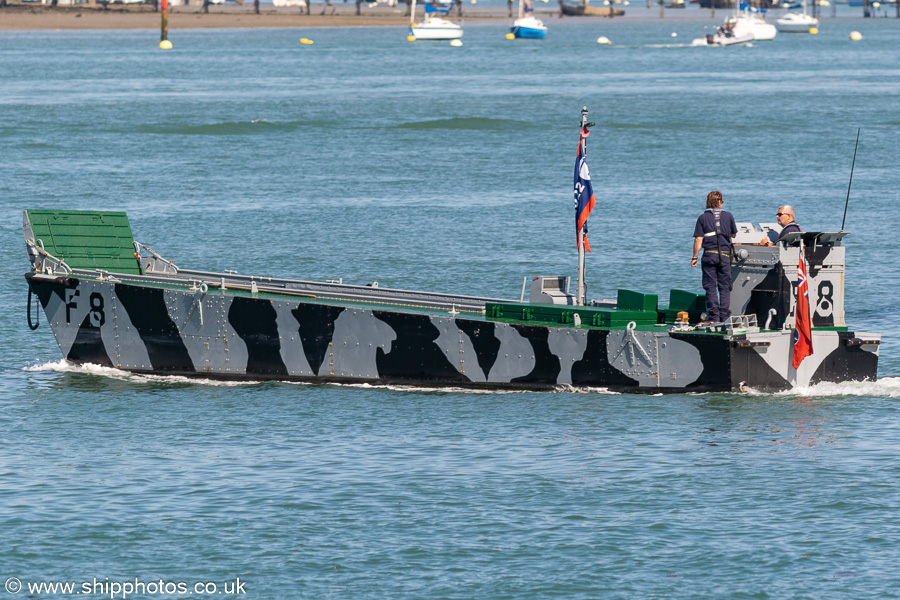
[{"xmin": 577, "ymin": 107, "xmax": 588, "ymax": 306}]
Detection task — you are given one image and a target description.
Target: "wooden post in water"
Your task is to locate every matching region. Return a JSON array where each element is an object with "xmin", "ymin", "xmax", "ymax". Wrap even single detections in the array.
[
  {"xmin": 659, "ymin": 0, "xmax": 664, "ymax": 18},
  {"xmin": 254, "ymin": 0, "xmax": 259, "ymax": 14}
]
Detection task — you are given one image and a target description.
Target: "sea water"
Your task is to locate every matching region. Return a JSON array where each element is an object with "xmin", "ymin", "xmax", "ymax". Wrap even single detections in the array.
[{"xmin": 1, "ymin": 9, "xmax": 899, "ymax": 598}]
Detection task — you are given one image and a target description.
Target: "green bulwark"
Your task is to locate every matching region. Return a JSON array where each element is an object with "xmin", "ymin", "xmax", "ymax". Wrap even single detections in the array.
[
  {"xmin": 486, "ymin": 289, "xmax": 707, "ymax": 329},
  {"xmin": 663, "ymin": 289, "xmax": 706, "ymax": 322},
  {"xmin": 487, "ymin": 289, "xmax": 659, "ymax": 328},
  {"xmin": 25, "ymin": 210, "xmax": 142, "ymax": 275}
]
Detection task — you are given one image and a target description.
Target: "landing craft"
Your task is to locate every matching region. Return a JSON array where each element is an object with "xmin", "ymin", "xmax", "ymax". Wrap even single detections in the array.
[
  {"xmin": 22, "ymin": 134, "xmax": 880, "ymax": 393},
  {"xmin": 21, "ymin": 212, "xmax": 881, "ymax": 392}
]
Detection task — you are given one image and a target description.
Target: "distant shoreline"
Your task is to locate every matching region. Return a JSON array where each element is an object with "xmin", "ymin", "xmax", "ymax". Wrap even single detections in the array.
[
  {"xmin": 1, "ymin": 4, "xmax": 503, "ymax": 30},
  {"xmin": 0, "ymin": 3, "xmax": 722, "ymax": 31}
]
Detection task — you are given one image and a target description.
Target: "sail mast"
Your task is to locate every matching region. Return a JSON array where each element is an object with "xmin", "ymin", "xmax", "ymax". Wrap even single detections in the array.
[
  {"xmin": 576, "ymin": 107, "xmax": 588, "ymax": 306},
  {"xmin": 411, "ymin": 0, "xmax": 417, "ymax": 26}
]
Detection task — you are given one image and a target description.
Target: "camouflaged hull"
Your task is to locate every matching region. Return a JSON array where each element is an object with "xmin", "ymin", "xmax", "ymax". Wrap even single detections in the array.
[
  {"xmin": 23, "ymin": 210, "xmax": 880, "ymax": 393},
  {"xmin": 24, "ymin": 273, "xmax": 878, "ymax": 393}
]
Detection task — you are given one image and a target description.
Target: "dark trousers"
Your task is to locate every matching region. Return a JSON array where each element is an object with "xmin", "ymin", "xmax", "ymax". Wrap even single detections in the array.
[{"xmin": 701, "ymin": 254, "xmax": 732, "ymax": 322}]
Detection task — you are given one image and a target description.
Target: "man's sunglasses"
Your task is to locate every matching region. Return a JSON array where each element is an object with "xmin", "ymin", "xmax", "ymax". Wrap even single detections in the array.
[{"xmin": 776, "ymin": 212, "xmax": 786, "ymax": 217}]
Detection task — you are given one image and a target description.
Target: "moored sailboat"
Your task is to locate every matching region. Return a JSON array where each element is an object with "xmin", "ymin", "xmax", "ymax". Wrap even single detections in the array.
[
  {"xmin": 776, "ymin": 1, "xmax": 819, "ymax": 33},
  {"xmin": 726, "ymin": 2, "xmax": 777, "ymax": 40},
  {"xmin": 511, "ymin": 0, "xmax": 548, "ymax": 38},
  {"xmin": 409, "ymin": 0, "xmax": 463, "ymax": 41}
]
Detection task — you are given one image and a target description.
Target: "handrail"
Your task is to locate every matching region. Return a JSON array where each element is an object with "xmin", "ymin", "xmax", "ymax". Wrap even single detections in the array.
[
  {"xmin": 134, "ymin": 240, "xmax": 179, "ymax": 274},
  {"xmin": 25, "ymin": 238, "xmax": 73, "ymax": 274}
]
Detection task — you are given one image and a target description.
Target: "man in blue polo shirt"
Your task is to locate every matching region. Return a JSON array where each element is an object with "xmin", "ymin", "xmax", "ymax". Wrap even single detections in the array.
[
  {"xmin": 691, "ymin": 191, "xmax": 738, "ymax": 324},
  {"xmin": 760, "ymin": 205, "xmax": 802, "ymax": 246}
]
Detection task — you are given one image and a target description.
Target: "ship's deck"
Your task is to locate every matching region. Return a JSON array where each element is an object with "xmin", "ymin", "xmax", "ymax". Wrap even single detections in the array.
[
  {"xmin": 53, "ymin": 269, "xmax": 782, "ymax": 337},
  {"xmin": 23, "ymin": 209, "xmax": 848, "ymax": 338}
]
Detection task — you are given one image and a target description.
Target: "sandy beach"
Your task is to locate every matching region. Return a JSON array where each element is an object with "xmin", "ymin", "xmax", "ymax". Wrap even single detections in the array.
[
  {"xmin": 0, "ymin": 2, "xmax": 718, "ymax": 30},
  {"xmin": 0, "ymin": 3, "xmax": 515, "ymax": 30}
]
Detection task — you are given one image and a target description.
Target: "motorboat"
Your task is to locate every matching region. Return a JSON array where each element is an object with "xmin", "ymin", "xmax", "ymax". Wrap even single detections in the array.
[
  {"xmin": 409, "ymin": 0, "xmax": 463, "ymax": 41},
  {"xmin": 704, "ymin": 23, "xmax": 754, "ymax": 46}
]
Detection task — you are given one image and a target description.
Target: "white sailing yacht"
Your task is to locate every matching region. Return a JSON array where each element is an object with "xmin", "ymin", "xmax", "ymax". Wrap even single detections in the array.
[
  {"xmin": 722, "ymin": 2, "xmax": 777, "ymax": 41},
  {"xmin": 511, "ymin": 0, "xmax": 548, "ymax": 38},
  {"xmin": 408, "ymin": 0, "xmax": 463, "ymax": 41},
  {"xmin": 776, "ymin": 1, "xmax": 819, "ymax": 33}
]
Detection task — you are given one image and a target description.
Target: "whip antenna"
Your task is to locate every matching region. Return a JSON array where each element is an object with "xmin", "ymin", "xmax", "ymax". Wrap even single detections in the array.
[{"xmin": 841, "ymin": 128, "xmax": 860, "ymax": 231}]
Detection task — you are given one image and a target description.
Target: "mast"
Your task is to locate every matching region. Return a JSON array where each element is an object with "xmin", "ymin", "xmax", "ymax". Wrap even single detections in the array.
[
  {"xmin": 411, "ymin": 0, "xmax": 417, "ymax": 25},
  {"xmin": 576, "ymin": 107, "xmax": 588, "ymax": 306},
  {"xmin": 841, "ymin": 128, "xmax": 861, "ymax": 231},
  {"xmin": 519, "ymin": 0, "xmax": 525, "ymax": 19}
]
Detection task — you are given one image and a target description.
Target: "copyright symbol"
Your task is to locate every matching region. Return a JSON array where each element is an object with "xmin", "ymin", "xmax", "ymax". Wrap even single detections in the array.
[{"xmin": 5, "ymin": 577, "xmax": 22, "ymax": 594}]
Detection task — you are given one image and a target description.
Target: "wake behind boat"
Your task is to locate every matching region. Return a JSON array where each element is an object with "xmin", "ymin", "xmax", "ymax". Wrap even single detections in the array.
[{"xmin": 408, "ymin": 0, "xmax": 463, "ymax": 41}]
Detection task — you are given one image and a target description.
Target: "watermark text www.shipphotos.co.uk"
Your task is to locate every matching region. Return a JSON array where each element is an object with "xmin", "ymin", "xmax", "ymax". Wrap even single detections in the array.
[{"xmin": 4, "ymin": 576, "xmax": 246, "ymax": 598}]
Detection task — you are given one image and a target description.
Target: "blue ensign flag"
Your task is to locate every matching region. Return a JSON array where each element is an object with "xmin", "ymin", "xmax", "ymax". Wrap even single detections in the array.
[{"xmin": 574, "ymin": 141, "xmax": 595, "ymax": 253}]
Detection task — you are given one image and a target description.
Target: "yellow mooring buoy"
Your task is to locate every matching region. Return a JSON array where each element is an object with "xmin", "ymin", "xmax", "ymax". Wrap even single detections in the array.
[
  {"xmin": 505, "ymin": 33, "xmax": 515, "ymax": 40},
  {"xmin": 159, "ymin": 40, "xmax": 173, "ymax": 50}
]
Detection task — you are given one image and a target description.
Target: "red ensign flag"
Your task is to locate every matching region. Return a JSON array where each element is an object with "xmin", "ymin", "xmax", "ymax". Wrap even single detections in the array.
[{"xmin": 792, "ymin": 242, "xmax": 813, "ymax": 369}]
